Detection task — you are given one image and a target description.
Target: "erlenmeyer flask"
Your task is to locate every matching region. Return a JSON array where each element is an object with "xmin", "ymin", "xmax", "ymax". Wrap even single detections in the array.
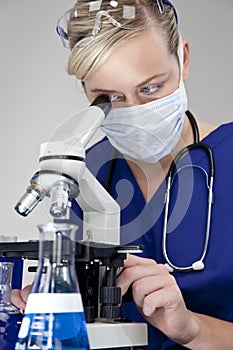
[
  {"xmin": 15, "ymin": 223, "xmax": 90, "ymax": 350},
  {"xmin": 0, "ymin": 262, "xmax": 23, "ymax": 350}
]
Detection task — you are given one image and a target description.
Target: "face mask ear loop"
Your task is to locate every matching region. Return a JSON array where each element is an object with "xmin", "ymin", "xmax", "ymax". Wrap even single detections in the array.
[{"xmin": 177, "ymin": 31, "xmax": 184, "ymax": 87}]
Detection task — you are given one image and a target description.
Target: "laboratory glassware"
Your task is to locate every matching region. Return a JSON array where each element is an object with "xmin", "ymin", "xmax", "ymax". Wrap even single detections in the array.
[
  {"xmin": 0, "ymin": 262, "xmax": 23, "ymax": 350},
  {"xmin": 15, "ymin": 223, "xmax": 90, "ymax": 350}
]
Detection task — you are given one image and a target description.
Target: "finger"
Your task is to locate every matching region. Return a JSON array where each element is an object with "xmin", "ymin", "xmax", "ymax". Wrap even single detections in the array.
[
  {"xmin": 11, "ymin": 289, "xmax": 27, "ymax": 310},
  {"xmin": 116, "ymin": 266, "xmax": 124, "ymax": 277},
  {"xmin": 132, "ymin": 273, "xmax": 174, "ymax": 308},
  {"xmin": 123, "ymin": 254, "xmax": 157, "ymax": 268},
  {"xmin": 117, "ymin": 263, "xmax": 167, "ymax": 295},
  {"xmin": 142, "ymin": 284, "xmax": 183, "ymax": 317},
  {"xmin": 21, "ymin": 284, "xmax": 32, "ymax": 303},
  {"xmin": 116, "ymin": 254, "xmax": 155, "ymax": 279}
]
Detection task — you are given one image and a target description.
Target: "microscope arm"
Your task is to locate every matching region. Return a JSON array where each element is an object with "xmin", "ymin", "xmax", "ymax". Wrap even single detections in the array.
[
  {"xmin": 15, "ymin": 96, "xmax": 120, "ymax": 245},
  {"xmin": 77, "ymin": 167, "xmax": 120, "ymax": 245}
]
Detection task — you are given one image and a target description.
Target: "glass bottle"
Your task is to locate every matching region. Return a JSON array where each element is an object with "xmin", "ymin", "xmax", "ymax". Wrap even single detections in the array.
[
  {"xmin": 0, "ymin": 262, "xmax": 23, "ymax": 350},
  {"xmin": 15, "ymin": 223, "xmax": 90, "ymax": 350}
]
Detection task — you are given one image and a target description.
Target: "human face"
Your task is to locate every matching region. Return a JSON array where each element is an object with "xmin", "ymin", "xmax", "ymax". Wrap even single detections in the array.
[{"xmin": 84, "ymin": 30, "xmax": 186, "ymax": 107}]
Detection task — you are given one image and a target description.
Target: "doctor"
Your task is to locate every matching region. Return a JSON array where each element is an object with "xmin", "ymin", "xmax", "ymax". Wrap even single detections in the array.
[{"xmin": 12, "ymin": 1, "xmax": 233, "ymax": 349}]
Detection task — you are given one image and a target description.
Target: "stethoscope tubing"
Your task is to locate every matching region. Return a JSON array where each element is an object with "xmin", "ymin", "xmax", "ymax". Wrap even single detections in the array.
[
  {"xmin": 162, "ymin": 111, "xmax": 215, "ymax": 272},
  {"xmin": 105, "ymin": 110, "xmax": 215, "ymax": 273}
]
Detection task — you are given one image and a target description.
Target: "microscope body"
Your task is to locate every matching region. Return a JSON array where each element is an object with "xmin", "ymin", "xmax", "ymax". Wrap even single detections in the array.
[{"xmin": 10, "ymin": 97, "xmax": 148, "ymax": 349}]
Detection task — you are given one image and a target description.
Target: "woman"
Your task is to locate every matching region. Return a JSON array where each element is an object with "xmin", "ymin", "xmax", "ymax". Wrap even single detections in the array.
[{"xmin": 12, "ymin": 1, "xmax": 233, "ymax": 348}]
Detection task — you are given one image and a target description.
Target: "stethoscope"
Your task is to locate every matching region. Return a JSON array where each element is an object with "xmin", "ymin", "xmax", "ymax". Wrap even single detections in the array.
[
  {"xmin": 105, "ymin": 110, "xmax": 215, "ymax": 273},
  {"xmin": 162, "ymin": 110, "xmax": 215, "ymax": 272}
]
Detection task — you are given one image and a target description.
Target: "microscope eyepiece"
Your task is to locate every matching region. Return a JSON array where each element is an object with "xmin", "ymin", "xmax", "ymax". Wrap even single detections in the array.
[{"xmin": 90, "ymin": 95, "xmax": 112, "ymax": 116}]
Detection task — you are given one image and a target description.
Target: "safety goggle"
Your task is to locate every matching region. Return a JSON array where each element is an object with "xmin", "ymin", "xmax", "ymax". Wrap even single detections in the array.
[{"xmin": 56, "ymin": 0, "xmax": 177, "ymax": 49}]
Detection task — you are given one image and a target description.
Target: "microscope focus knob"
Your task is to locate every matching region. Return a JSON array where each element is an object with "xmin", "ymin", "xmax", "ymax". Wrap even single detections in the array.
[
  {"xmin": 100, "ymin": 305, "xmax": 120, "ymax": 319},
  {"xmin": 100, "ymin": 286, "xmax": 121, "ymax": 319}
]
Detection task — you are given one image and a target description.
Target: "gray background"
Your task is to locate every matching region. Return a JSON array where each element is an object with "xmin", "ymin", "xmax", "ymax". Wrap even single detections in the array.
[{"xmin": 0, "ymin": 1, "xmax": 232, "ymax": 241}]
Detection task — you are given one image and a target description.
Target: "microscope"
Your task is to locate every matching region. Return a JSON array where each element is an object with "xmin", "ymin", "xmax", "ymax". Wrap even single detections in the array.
[{"xmin": 0, "ymin": 96, "xmax": 147, "ymax": 349}]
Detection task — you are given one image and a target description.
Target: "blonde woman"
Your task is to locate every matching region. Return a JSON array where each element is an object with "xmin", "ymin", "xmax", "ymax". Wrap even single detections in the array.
[{"xmin": 13, "ymin": 1, "xmax": 233, "ymax": 349}]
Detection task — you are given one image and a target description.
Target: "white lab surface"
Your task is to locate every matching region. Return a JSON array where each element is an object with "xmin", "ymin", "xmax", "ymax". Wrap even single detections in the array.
[{"xmin": 0, "ymin": 0, "xmax": 233, "ymax": 241}]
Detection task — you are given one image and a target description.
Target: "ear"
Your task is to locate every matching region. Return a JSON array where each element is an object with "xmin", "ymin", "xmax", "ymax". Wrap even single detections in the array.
[{"xmin": 182, "ymin": 40, "xmax": 190, "ymax": 82}]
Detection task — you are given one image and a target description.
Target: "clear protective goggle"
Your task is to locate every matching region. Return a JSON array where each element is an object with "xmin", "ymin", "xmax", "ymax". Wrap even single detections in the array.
[{"xmin": 56, "ymin": 0, "xmax": 177, "ymax": 49}]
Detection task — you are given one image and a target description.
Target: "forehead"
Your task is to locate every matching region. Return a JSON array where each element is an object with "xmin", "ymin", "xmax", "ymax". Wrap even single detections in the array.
[{"xmin": 85, "ymin": 30, "xmax": 176, "ymax": 90}]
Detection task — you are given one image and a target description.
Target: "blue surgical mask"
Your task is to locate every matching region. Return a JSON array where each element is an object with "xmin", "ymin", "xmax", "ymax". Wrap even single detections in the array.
[{"xmin": 101, "ymin": 81, "xmax": 188, "ymax": 163}]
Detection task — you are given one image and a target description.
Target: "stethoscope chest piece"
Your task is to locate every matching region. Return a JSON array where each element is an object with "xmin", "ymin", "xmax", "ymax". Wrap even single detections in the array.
[{"xmin": 165, "ymin": 260, "xmax": 205, "ymax": 273}]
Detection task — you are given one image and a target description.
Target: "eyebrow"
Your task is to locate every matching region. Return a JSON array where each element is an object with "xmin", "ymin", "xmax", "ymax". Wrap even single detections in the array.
[
  {"xmin": 89, "ymin": 88, "xmax": 121, "ymax": 94},
  {"xmin": 89, "ymin": 73, "xmax": 168, "ymax": 94},
  {"xmin": 136, "ymin": 73, "xmax": 167, "ymax": 88}
]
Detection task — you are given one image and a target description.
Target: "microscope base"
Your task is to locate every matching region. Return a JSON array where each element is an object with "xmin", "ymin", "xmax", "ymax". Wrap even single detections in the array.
[{"xmin": 87, "ymin": 321, "xmax": 148, "ymax": 349}]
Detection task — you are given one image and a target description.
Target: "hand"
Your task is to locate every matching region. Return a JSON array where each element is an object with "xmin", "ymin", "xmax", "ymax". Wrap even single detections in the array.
[
  {"xmin": 11, "ymin": 284, "xmax": 32, "ymax": 310},
  {"xmin": 117, "ymin": 254, "xmax": 199, "ymax": 345}
]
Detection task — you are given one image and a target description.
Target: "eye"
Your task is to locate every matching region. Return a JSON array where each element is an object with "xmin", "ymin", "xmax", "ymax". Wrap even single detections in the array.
[{"xmin": 139, "ymin": 84, "xmax": 161, "ymax": 97}]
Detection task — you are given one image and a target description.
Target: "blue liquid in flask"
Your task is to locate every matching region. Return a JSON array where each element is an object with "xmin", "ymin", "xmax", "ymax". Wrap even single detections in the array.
[
  {"xmin": 16, "ymin": 311, "xmax": 89, "ymax": 350},
  {"xmin": 15, "ymin": 293, "xmax": 90, "ymax": 350}
]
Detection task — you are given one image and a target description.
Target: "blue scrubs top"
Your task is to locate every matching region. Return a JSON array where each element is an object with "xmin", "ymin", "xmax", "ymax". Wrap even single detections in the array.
[{"xmin": 71, "ymin": 122, "xmax": 233, "ymax": 349}]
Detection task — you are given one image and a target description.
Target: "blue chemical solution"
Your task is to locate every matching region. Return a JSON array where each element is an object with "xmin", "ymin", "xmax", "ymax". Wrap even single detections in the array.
[
  {"xmin": 15, "ymin": 311, "xmax": 90, "ymax": 350},
  {"xmin": 0, "ymin": 311, "xmax": 23, "ymax": 350}
]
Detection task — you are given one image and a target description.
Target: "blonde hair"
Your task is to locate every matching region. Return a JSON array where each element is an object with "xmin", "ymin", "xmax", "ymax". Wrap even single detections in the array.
[{"xmin": 67, "ymin": 1, "xmax": 179, "ymax": 80}]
